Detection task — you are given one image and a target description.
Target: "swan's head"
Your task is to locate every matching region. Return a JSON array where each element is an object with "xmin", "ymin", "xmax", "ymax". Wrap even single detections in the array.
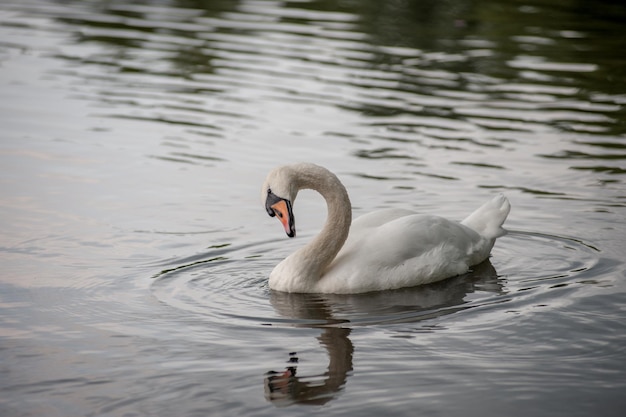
[{"xmin": 262, "ymin": 165, "xmax": 298, "ymax": 238}]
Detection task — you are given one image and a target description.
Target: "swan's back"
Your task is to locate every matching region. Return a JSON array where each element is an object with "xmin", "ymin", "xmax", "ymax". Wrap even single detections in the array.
[{"xmin": 317, "ymin": 195, "xmax": 511, "ymax": 294}]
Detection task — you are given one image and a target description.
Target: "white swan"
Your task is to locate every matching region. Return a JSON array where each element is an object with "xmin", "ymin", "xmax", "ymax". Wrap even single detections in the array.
[{"xmin": 262, "ymin": 163, "xmax": 510, "ymax": 294}]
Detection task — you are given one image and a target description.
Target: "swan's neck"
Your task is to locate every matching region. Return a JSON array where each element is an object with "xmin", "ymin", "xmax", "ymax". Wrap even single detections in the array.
[
  {"xmin": 276, "ymin": 165, "xmax": 351, "ymax": 291},
  {"xmin": 303, "ymin": 173, "xmax": 351, "ymax": 273}
]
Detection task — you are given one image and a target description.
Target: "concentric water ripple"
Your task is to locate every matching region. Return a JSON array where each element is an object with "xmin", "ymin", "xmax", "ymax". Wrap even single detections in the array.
[
  {"xmin": 2, "ymin": 0, "xmax": 625, "ymax": 415},
  {"xmin": 150, "ymin": 230, "xmax": 601, "ymax": 330}
]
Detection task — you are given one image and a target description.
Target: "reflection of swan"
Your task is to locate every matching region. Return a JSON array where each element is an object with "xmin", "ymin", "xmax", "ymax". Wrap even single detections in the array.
[
  {"xmin": 264, "ymin": 263, "xmax": 503, "ymax": 407},
  {"xmin": 264, "ymin": 327, "xmax": 353, "ymax": 407},
  {"xmin": 262, "ymin": 163, "xmax": 511, "ymax": 293},
  {"xmin": 265, "ymin": 291, "xmax": 353, "ymax": 406}
]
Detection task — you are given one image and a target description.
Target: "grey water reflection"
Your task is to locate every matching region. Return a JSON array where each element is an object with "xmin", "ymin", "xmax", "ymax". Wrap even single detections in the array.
[
  {"xmin": 264, "ymin": 261, "xmax": 503, "ymax": 407},
  {"xmin": 2, "ymin": 0, "xmax": 626, "ymax": 415},
  {"xmin": 32, "ymin": 0, "xmax": 626, "ymax": 180}
]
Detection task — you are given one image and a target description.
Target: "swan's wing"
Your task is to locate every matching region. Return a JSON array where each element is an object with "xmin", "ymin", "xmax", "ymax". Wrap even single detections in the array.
[
  {"xmin": 361, "ymin": 215, "xmax": 484, "ymax": 266},
  {"xmin": 323, "ymin": 214, "xmax": 489, "ymax": 292},
  {"xmin": 351, "ymin": 208, "xmax": 416, "ymax": 229},
  {"xmin": 347, "ymin": 208, "xmax": 416, "ymax": 243}
]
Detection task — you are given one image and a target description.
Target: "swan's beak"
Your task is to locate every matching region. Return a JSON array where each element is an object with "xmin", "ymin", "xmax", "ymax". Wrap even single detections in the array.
[{"xmin": 266, "ymin": 193, "xmax": 296, "ymax": 238}]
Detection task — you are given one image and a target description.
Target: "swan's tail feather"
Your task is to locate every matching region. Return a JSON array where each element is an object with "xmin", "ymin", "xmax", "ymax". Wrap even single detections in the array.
[{"xmin": 461, "ymin": 194, "xmax": 511, "ymax": 240}]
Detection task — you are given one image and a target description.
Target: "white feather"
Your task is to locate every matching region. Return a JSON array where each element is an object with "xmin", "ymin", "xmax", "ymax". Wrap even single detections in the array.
[{"xmin": 263, "ymin": 163, "xmax": 510, "ymax": 294}]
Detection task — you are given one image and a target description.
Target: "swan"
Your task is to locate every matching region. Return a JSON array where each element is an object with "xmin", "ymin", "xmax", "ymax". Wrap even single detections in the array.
[{"xmin": 262, "ymin": 163, "xmax": 510, "ymax": 294}]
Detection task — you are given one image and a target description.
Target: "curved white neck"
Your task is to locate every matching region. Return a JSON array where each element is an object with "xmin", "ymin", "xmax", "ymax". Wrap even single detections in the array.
[{"xmin": 280, "ymin": 165, "xmax": 352, "ymax": 287}]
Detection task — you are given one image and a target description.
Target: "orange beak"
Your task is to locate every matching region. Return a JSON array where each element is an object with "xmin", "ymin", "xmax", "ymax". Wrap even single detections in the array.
[
  {"xmin": 270, "ymin": 200, "xmax": 295, "ymax": 237},
  {"xmin": 265, "ymin": 190, "xmax": 296, "ymax": 237}
]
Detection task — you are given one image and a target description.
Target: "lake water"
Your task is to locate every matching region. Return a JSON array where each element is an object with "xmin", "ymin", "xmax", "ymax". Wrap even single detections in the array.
[{"xmin": 1, "ymin": 0, "xmax": 625, "ymax": 415}]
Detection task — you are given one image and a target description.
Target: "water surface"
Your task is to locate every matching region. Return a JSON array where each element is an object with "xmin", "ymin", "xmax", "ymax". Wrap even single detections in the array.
[{"xmin": 1, "ymin": 0, "xmax": 625, "ymax": 416}]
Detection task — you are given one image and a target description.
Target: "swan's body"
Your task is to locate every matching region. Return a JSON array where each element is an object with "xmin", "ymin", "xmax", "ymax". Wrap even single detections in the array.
[{"xmin": 262, "ymin": 163, "xmax": 510, "ymax": 294}]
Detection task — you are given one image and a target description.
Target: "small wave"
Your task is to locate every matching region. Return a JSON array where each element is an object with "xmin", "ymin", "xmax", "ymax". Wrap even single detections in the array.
[{"xmin": 150, "ymin": 230, "xmax": 602, "ymax": 333}]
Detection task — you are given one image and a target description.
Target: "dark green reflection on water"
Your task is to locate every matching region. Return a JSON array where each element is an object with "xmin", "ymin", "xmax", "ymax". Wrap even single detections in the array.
[
  {"xmin": 60, "ymin": 0, "xmax": 626, "ymax": 90},
  {"xmin": 52, "ymin": 0, "xmax": 625, "ymax": 170}
]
